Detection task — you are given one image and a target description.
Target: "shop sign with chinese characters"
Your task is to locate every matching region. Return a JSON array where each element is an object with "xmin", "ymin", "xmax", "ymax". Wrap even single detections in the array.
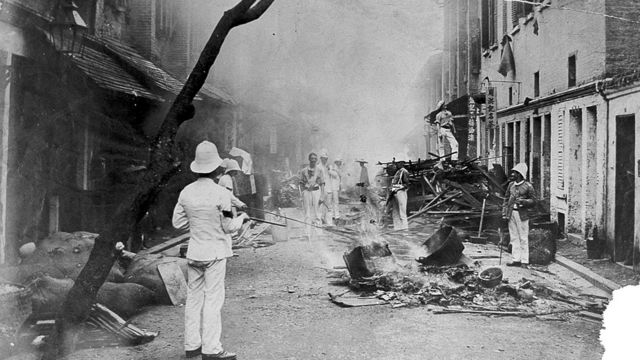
[{"xmin": 486, "ymin": 87, "xmax": 497, "ymax": 128}]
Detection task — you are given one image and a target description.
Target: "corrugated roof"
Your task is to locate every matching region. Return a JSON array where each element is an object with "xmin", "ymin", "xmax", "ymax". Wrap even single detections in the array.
[
  {"xmin": 97, "ymin": 36, "xmax": 186, "ymax": 95},
  {"xmin": 70, "ymin": 35, "xmax": 234, "ymax": 105},
  {"xmin": 91, "ymin": 36, "xmax": 234, "ymax": 105},
  {"xmin": 72, "ymin": 45, "xmax": 162, "ymax": 101}
]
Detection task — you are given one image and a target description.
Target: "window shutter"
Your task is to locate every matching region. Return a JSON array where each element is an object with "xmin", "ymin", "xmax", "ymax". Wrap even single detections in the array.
[
  {"xmin": 512, "ymin": 2, "xmax": 519, "ymax": 28},
  {"xmin": 502, "ymin": 1, "xmax": 508, "ymax": 36},
  {"xmin": 491, "ymin": 0, "xmax": 497, "ymax": 45},
  {"xmin": 557, "ymin": 109, "xmax": 565, "ymax": 190}
]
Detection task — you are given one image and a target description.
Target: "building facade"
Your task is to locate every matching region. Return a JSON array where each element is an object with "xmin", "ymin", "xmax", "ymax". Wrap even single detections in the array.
[
  {"xmin": 0, "ymin": 0, "xmax": 233, "ymax": 262},
  {"xmin": 437, "ymin": 0, "xmax": 640, "ymax": 268}
]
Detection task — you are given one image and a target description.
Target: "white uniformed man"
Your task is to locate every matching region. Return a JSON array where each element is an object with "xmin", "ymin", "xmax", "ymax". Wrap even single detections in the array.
[{"xmin": 435, "ymin": 100, "xmax": 459, "ymax": 161}]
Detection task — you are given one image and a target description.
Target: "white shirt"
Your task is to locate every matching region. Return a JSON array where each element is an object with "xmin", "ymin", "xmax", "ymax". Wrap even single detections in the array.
[
  {"xmin": 218, "ymin": 174, "xmax": 234, "ymax": 191},
  {"xmin": 327, "ymin": 164, "xmax": 341, "ymax": 192},
  {"xmin": 218, "ymin": 174, "xmax": 245, "ymax": 208},
  {"xmin": 172, "ymin": 178, "xmax": 244, "ymax": 261}
]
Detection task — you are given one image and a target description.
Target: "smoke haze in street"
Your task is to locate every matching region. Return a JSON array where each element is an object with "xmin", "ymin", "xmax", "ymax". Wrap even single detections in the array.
[{"xmin": 189, "ymin": 0, "xmax": 443, "ymax": 163}]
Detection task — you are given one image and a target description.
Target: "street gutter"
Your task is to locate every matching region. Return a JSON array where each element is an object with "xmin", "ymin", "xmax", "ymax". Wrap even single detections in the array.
[{"xmin": 555, "ymin": 255, "xmax": 622, "ymax": 294}]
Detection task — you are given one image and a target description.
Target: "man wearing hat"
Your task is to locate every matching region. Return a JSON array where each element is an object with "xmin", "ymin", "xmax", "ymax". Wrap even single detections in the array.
[
  {"xmin": 435, "ymin": 100, "xmax": 458, "ymax": 161},
  {"xmin": 390, "ymin": 161, "xmax": 410, "ymax": 230},
  {"xmin": 299, "ymin": 152, "xmax": 325, "ymax": 230},
  {"xmin": 173, "ymin": 141, "xmax": 248, "ymax": 360},
  {"xmin": 502, "ymin": 162, "xmax": 537, "ymax": 267},
  {"xmin": 219, "ymin": 159, "xmax": 246, "ymax": 214}
]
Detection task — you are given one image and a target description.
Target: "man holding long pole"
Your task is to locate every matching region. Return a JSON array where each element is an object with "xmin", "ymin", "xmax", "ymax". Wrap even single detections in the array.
[{"xmin": 173, "ymin": 141, "xmax": 248, "ymax": 360}]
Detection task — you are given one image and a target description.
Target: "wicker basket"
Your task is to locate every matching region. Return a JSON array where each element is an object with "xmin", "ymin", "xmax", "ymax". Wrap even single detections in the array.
[{"xmin": 0, "ymin": 283, "xmax": 32, "ymax": 332}]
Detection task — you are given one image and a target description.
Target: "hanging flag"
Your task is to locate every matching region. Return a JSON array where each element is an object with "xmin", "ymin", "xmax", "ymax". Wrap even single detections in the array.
[{"xmin": 498, "ymin": 36, "xmax": 515, "ymax": 77}]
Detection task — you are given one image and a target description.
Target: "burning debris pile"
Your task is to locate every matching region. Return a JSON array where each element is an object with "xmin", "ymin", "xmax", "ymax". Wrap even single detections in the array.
[{"xmin": 331, "ymin": 226, "xmax": 605, "ymax": 320}]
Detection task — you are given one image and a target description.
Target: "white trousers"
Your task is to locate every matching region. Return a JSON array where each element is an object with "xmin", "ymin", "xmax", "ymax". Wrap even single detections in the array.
[
  {"xmin": 392, "ymin": 190, "xmax": 409, "ymax": 230},
  {"xmin": 323, "ymin": 191, "xmax": 340, "ymax": 224},
  {"xmin": 509, "ymin": 211, "xmax": 529, "ymax": 264},
  {"xmin": 185, "ymin": 258, "xmax": 227, "ymax": 354},
  {"xmin": 438, "ymin": 128, "xmax": 459, "ymax": 160},
  {"xmin": 331, "ymin": 191, "xmax": 340, "ymax": 219},
  {"xmin": 302, "ymin": 189, "xmax": 321, "ymax": 224}
]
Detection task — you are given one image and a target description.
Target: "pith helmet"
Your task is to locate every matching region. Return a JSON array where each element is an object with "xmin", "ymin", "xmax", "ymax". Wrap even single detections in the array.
[
  {"xmin": 190, "ymin": 141, "xmax": 223, "ymax": 174},
  {"xmin": 224, "ymin": 159, "xmax": 241, "ymax": 174},
  {"xmin": 511, "ymin": 163, "xmax": 528, "ymax": 179}
]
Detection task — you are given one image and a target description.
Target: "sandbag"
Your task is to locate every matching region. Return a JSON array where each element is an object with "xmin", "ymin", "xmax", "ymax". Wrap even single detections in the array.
[
  {"xmin": 18, "ymin": 232, "xmax": 125, "ymax": 283},
  {"xmin": 528, "ymin": 228, "xmax": 555, "ymax": 265},
  {"xmin": 123, "ymin": 254, "xmax": 188, "ymax": 305},
  {"xmin": 30, "ymin": 275, "xmax": 155, "ymax": 319}
]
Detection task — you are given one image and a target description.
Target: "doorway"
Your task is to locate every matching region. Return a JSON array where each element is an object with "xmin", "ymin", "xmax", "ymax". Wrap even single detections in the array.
[{"xmin": 614, "ymin": 115, "xmax": 635, "ymax": 262}]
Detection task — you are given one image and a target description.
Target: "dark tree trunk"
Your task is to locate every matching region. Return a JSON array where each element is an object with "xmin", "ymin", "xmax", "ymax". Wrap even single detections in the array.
[{"xmin": 43, "ymin": 1, "xmax": 275, "ymax": 358}]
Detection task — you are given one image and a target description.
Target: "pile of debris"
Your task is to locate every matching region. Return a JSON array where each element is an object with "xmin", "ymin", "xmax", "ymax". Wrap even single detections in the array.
[
  {"xmin": 377, "ymin": 157, "xmax": 506, "ymax": 222},
  {"xmin": 376, "ymin": 156, "xmax": 557, "ymax": 264},
  {"xmin": 330, "ymin": 226, "xmax": 605, "ymax": 321}
]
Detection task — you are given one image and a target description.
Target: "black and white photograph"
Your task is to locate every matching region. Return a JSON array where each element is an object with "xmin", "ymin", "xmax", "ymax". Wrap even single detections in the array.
[{"xmin": 0, "ymin": 0, "xmax": 638, "ymax": 359}]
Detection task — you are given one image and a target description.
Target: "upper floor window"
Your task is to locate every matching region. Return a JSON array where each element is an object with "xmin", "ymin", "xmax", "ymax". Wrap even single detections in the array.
[
  {"xmin": 511, "ymin": 0, "xmax": 537, "ymax": 28},
  {"xmin": 568, "ymin": 54, "xmax": 577, "ymax": 87},
  {"xmin": 534, "ymin": 71, "xmax": 540, "ymax": 97},
  {"xmin": 481, "ymin": 0, "xmax": 498, "ymax": 48},
  {"xmin": 156, "ymin": 0, "xmax": 176, "ymax": 39}
]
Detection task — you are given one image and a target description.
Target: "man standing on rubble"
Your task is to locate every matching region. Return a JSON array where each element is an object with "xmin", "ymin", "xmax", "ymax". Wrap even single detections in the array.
[
  {"xmin": 435, "ymin": 100, "xmax": 459, "ymax": 161},
  {"xmin": 502, "ymin": 162, "xmax": 537, "ymax": 267},
  {"xmin": 390, "ymin": 162, "xmax": 410, "ymax": 230},
  {"xmin": 299, "ymin": 152, "xmax": 325, "ymax": 230},
  {"xmin": 173, "ymin": 141, "xmax": 247, "ymax": 360}
]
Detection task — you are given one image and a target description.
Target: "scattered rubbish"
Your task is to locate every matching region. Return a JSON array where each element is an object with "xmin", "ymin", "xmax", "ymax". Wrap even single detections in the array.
[
  {"xmin": 328, "ymin": 292, "xmax": 388, "ymax": 307},
  {"xmin": 15, "ymin": 303, "xmax": 157, "ymax": 353}
]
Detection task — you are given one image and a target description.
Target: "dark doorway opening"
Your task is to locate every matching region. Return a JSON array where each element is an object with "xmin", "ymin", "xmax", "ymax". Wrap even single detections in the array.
[{"xmin": 614, "ymin": 115, "xmax": 635, "ymax": 263}]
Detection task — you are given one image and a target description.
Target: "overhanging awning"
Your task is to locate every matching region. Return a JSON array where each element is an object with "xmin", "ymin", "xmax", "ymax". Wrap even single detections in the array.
[{"xmin": 71, "ymin": 35, "xmax": 234, "ymax": 105}]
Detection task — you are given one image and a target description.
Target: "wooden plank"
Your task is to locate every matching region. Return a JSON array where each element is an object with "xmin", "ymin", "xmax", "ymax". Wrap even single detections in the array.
[
  {"xmin": 157, "ymin": 262, "xmax": 188, "ymax": 306},
  {"xmin": 579, "ymin": 311, "xmax": 603, "ymax": 321},
  {"xmin": 422, "ymin": 175, "xmax": 438, "ymax": 196},
  {"xmin": 473, "ymin": 163, "xmax": 505, "ymax": 193},
  {"xmin": 140, "ymin": 233, "xmax": 190, "ymax": 255},
  {"xmin": 408, "ymin": 192, "xmax": 461, "ymax": 220}
]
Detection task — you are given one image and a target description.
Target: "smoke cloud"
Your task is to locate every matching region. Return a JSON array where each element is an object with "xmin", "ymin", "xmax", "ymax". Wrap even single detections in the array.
[{"xmin": 188, "ymin": 0, "xmax": 443, "ymax": 163}]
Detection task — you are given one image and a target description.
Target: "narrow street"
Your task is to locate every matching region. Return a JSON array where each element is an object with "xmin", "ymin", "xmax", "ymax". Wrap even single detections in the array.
[{"xmin": 52, "ymin": 214, "xmax": 603, "ymax": 360}]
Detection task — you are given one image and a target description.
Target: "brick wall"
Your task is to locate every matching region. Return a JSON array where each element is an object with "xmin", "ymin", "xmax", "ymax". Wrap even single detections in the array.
[
  {"xmin": 605, "ymin": 0, "xmax": 640, "ymax": 76},
  {"xmin": 480, "ymin": 0, "xmax": 606, "ymax": 110},
  {"xmin": 125, "ymin": 0, "xmax": 157, "ymax": 61},
  {"xmin": 157, "ymin": 0, "xmax": 190, "ymax": 79}
]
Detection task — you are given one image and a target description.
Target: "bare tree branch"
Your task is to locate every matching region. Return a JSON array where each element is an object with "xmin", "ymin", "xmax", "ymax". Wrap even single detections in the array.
[
  {"xmin": 42, "ymin": 0, "xmax": 276, "ymax": 358},
  {"xmin": 231, "ymin": 0, "xmax": 259, "ymax": 14},
  {"xmin": 234, "ymin": 0, "xmax": 276, "ymax": 26}
]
